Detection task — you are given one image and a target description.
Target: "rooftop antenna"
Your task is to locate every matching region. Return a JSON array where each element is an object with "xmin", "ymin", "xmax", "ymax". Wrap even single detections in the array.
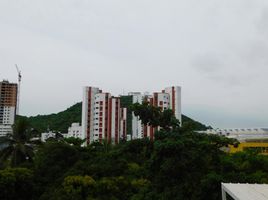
[{"xmin": 15, "ymin": 64, "xmax": 21, "ymax": 115}]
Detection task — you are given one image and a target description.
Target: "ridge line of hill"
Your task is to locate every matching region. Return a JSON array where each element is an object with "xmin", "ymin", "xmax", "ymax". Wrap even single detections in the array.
[{"xmin": 18, "ymin": 102, "xmax": 209, "ymax": 133}]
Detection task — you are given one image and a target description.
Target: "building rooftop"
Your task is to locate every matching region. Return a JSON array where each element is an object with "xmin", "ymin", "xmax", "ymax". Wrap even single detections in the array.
[{"xmin": 222, "ymin": 183, "xmax": 268, "ymax": 200}]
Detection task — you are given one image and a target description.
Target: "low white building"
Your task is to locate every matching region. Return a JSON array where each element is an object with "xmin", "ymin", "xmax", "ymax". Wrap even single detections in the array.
[
  {"xmin": 198, "ymin": 128, "xmax": 268, "ymax": 142},
  {"xmin": 41, "ymin": 131, "xmax": 56, "ymax": 142},
  {"xmin": 66, "ymin": 123, "xmax": 83, "ymax": 139}
]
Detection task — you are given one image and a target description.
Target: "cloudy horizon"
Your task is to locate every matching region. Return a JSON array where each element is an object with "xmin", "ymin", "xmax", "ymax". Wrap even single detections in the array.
[{"xmin": 1, "ymin": 0, "xmax": 268, "ymax": 128}]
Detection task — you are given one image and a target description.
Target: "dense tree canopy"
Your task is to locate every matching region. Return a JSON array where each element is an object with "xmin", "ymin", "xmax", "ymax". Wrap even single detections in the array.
[
  {"xmin": 0, "ymin": 103, "xmax": 267, "ymax": 199},
  {"xmin": 0, "ymin": 118, "xmax": 34, "ymax": 167}
]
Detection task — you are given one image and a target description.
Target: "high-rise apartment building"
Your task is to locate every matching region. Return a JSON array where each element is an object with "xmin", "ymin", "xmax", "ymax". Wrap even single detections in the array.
[
  {"xmin": 82, "ymin": 87, "xmax": 125, "ymax": 144},
  {"xmin": 164, "ymin": 86, "xmax": 182, "ymax": 125},
  {"xmin": 82, "ymin": 86, "xmax": 181, "ymax": 144},
  {"xmin": 0, "ymin": 80, "xmax": 17, "ymax": 136}
]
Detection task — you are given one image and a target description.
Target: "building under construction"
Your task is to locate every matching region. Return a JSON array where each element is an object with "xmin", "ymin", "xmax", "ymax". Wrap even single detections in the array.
[{"xmin": 0, "ymin": 80, "xmax": 17, "ymax": 136}]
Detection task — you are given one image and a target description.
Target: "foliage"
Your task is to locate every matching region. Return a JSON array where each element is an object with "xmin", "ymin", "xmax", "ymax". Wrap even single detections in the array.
[
  {"xmin": 0, "ymin": 168, "xmax": 33, "ymax": 200},
  {"xmin": 64, "ymin": 137, "xmax": 85, "ymax": 147},
  {"xmin": 17, "ymin": 102, "xmax": 83, "ymax": 133},
  {"xmin": 0, "ymin": 130, "xmax": 267, "ymax": 199},
  {"xmin": 34, "ymin": 141, "xmax": 81, "ymax": 198},
  {"xmin": 0, "ymin": 118, "xmax": 34, "ymax": 167},
  {"xmin": 1, "ymin": 103, "xmax": 267, "ymax": 199},
  {"xmin": 181, "ymin": 115, "xmax": 211, "ymax": 131},
  {"xmin": 130, "ymin": 102, "xmax": 180, "ymax": 130}
]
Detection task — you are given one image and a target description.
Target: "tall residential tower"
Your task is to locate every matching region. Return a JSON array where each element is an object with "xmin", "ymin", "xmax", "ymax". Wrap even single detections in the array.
[
  {"xmin": 0, "ymin": 80, "xmax": 17, "ymax": 136},
  {"xmin": 82, "ymin": 87, "xmax": 125, "ymax": 144}
]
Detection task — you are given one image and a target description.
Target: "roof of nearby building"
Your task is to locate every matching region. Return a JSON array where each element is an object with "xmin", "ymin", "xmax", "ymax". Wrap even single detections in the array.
[
  {"xmin": 222, "ymin": 183, "xmax": 268, "ymax": 200},
  {"xmin": 197, "ymin": 128, "xmax": 268, "ymax": 142}
]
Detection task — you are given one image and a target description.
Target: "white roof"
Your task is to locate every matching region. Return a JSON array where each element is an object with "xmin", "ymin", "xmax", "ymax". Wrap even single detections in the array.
[{"xmin": 222, "ymin": 183, "xmax": 268, "ymax": 200}]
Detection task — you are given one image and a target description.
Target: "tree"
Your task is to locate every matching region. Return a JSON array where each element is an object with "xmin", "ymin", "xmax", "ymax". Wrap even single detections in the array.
[
  {"xmin": 130, "ymin": 102, "xmax": 180, "ymax": 131},
  {"xmin": 0, "ymin": 167, "xmax": 34, "ymax": 200},
  {"xmin": 64, "ymin": 137, "xmax": 85, "ymax": 147},
  {"xmin": 0, "ymin": 118, "xmax": 34, "ymax": 167}
]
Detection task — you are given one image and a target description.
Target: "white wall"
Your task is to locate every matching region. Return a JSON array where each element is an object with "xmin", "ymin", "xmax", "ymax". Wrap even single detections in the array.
[
  {"xmin": 165, "ymin": 86, "xmax": 182, "ymax": 125},
  {"xmin": 131, "ymin": 93, "xmax": 143, "ymax": 139},
  {"xmin": 67, "ymin": 123, "xmax": 83, "ymax": 139},
  {"xmin": 41, "ymin": 132, "xmax": 56, "ymax": 142},
  {"xmin": 81, "ymin": 87, "xmax": 100, "ymax": 144}
]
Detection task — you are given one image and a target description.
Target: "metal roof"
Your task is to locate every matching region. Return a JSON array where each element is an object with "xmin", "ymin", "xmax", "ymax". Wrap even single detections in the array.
[{"xmin": 222, "ymin": 183, "xmax": 268, "ymax": 200}]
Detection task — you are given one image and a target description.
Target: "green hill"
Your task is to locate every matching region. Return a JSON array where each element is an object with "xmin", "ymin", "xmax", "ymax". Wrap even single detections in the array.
[
  {"xmin": 18, "ymin": 102, "xmax": 82, "ymax": 133},
  {"xmin": 18, "ymin": 102, "xmax": 209, "ymax": 133}
]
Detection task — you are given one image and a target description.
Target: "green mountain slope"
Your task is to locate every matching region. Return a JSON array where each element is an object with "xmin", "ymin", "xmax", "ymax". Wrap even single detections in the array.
[
  {"xmin": 18, "ymin": 102, "xmax": 83, "ymax": 133},
  {"xmin": 18, "ymin": 102, "xmax": 209, "ymax": 133}
]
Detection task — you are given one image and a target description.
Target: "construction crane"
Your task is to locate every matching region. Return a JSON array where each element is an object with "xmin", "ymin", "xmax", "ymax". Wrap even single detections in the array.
[{"xmin": 15, "ymin": 64, "xmax": 21, "ymax": 115}]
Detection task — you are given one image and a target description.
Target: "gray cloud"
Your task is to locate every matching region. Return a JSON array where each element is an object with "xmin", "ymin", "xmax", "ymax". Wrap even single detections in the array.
[
  {"xmin": 191, "ymin": 55, "xmax": 223, "ymax": 73},
  {"xmin": 0, "ymin": 0, "xmax": 268, "ymax": 128}
]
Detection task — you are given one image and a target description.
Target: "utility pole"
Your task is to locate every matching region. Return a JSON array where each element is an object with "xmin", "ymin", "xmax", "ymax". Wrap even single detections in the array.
[{"xmin": 15, "ymin": 64, "xmax": 21, "ymax": 115}]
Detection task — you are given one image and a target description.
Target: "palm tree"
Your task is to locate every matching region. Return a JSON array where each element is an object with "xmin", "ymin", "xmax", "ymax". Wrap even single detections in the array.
[{"xmin": 0, "ymin": 118, "xmax": 34, "ymax": 167}]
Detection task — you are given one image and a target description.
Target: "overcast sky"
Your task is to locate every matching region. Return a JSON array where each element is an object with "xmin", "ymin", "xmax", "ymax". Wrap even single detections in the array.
[{"xmin": 1, "ymin": 0, "xmax": 268, "ymax": 128}]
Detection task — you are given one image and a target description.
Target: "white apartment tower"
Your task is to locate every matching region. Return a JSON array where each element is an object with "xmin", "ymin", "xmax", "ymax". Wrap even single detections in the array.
[
  {"xmin": 82, "ymin": 87, "xmax": 125, "ymax": 144},
  {"xmin": 0, "ymin": 80, "xmax": 17, "ymax": 136},
  {"xmin": 130, "ymin": 92, "xmax": 143, "ymax": 139},
  {"xmin": 82, "ymin": 87, "xmax": 100, "ymax": 144},
  {"xmin": 164, "ymin": 86, "xmax": 182, "ymax": 126}
]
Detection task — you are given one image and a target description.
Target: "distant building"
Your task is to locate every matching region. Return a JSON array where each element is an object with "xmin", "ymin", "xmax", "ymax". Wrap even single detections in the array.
[
  {"xmin": 66, "ymin": 123, "xmax": 83, "ymax": 139},
  {"xmin": 82, "ymin": 86, "xmax": 182, "ymax": 144},
  {"xmin": 41, "ymin": 131, "xmax": 56, "ymax": 142},
  {"xmin": 198, "ymin": 128, "xmax": 268, "ymax": 142},
  {"xmin": 198, "ymin": 128, "xmax": 268, "ymax": 154},
  {"xmin": 0, "ymin": 80, "xmax": 17, "ymax": 137}
]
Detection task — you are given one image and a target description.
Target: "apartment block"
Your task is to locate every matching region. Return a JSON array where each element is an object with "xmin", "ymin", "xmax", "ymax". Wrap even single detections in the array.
[
  {"xmin": 67, "ymin": 123, "xmax": 83, "ymax": 139},
  {"xmin": 164, "ymin": 86, "xmax": 182, "ymax": 125},
  {"xmin": 82, "ymin": 87, "xmax": 125, "ymax": 144},
  {"xmin": 82, "ymin": 86, "xmax": 181, "ymax": 144},
  {"xmin": 0, "ymin": 80, "xmax": 17, "ymax": 136}
]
